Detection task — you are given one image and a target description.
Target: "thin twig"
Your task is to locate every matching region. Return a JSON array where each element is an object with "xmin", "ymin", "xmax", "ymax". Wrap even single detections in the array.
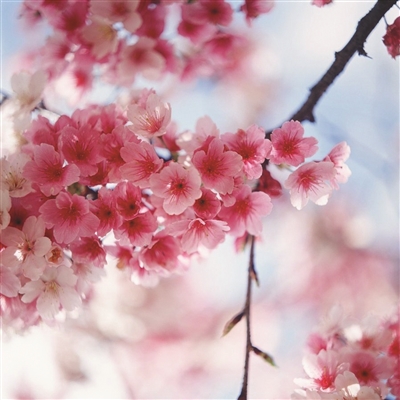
[
  {"xmin": 237, "ymin": 235, "xmax": 256, "ymax": 400},
  {"xmin": 266, "ymin": 0, "xmax": 398, "ymax": 138}
]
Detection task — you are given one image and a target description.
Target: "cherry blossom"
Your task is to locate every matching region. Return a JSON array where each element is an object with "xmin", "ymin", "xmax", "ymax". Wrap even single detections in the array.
[
  {"xmin": 240, "ymin": 0, "xmax": 274, "ymax": 23},
  {"xmin": 127, "ymin": 92, "xmax": 171, "ymax": 138},
  {"xmin": 23, "ymin": 144, "xmax": 80, "ymax": 197},
  {"xmin": 193, "ymin": 188, "xmax": 221, "ymax": 220},
  {"xmin": 150, "ymin": 163, "xmax": 202, "ymax": 215},
  {"xmin": 1, "ymin": 216, "xmax": 52, "ymax": 280},
  {"xmin": 39, "ymin": 192, "xmax": 99, "ymax": 244},
  {"xmin": 0, "ymin": 190, "xmax": 12, "ymax": 230},
  {"xmin": 222, "ymin": 125, "xmax": 272, "ymax": 180},
  {"xmin": 218, "ymin": 184, "xmax": 272, "ymax": 236},
  {"xmin": 383, "ymin": 17, "xmax": 400, "ymax": 58},
  {"xmin": 1, "ymin": 154, "xmax": 32, "ymax": 197},
  {"xmin": 19, "ymin": 265, "xmax": 81, "ymax": 320},
  {"xmin": 284, "ymin": 161, "xmax": 336, "ymax": 210},
  {"xmin": 192, "ymin": 137, "xmax": 243, "ymax": 194},
  {"xmin": 323, "ymin": 142, "xmax": 351, "ymax": 189},
  {"xmin": 312, "ymin": 0, "xmax": 333, "ymax": 7},
  {"xmin": 269, "ymin": 120, "xmax": 318, "ymax": 167},
  {"xmin": 0, "ymin": 266, "xmax": 21, "ymax": 297}
]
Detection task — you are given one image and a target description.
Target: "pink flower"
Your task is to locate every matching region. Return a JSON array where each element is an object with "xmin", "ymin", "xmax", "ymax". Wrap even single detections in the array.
[
  {"xmin": 222, "ymin": 125, "xmax": 272, "ymax": 180},
  {"xmin": 39, "ymin": 192, "xmax": 100, "ymax": 244},
  {"xmin": 70, "ymin": 236, "xmax": 107, "ymax": 268},
  {"xmin": 1, "ymin": 154, "xmax": 32, "ymax": 197},
  {"xmin": 141, "ymin": 233, "xmax": 182, "ymax": 274},
  {"xmin": 115, "ymin": 181, "xmax": 143, "ymax": 221},
  {"xmin": 184, "ymin": 0, "xmax": 234, "ymax": 26},
  {"xmin": 23, "ymin": 144, "xmax": 80, "ymax": 197},
  {"xmin": 294, "ymin": 349, "xmax": 349, "ymax": 391},
  {"xmin": 218, "ymin": 185, "xmax": 272, "ymax": 237},
  {"xmin": 90, "ymin": 187, "xmax": 122, "ymax": 237},
  {"xmin": 19, "ymin": 265, "xmax": 81, "ymax": 320},
  {"xmin": 312, "ymin": 0, "xmax": 333, "ymax": 7},
  {"xmin": 150, "ymin": 163, "xmax": 202, "ymax": 215},
  {"xmin": 240, "ymin": 0, "xmax": 274, "ymax": 23},
  {"xmin": 284, "ymin": 161, "xmax": 336, "ymax": 210},
  {"xmin": 269, "ymin": 120, "xmax": 318, "ymax": 167},
  {"xmin": 127, "ymin": 92, "xmax": 171, "ymax": 138},
  {"xmin": 1, "ymin": 216, "xmax": 52, "ymax": 280},
  {"xmin": 0, "ymin": 266, "xmax": 21, "ymax": 297},
  {"xmin": 193, "ymin": 188, "xmax": 221, "ymax": 219},
  {"xmin": 120, "ymin": 141, "xmax": 163, "ymax": 188},
  {"xmin": 114, "ymin": 212, "xmax": 158, "ymax": 247},
  {"xmin": 324, "ymin": 142, "xmax": 351, "ymax": 189},
  {"xmin": 383, "ymin": 17, "xmax": 400, "ymax": 59},
  {"xmin": 60, "ymin": 125, "xmax": 103, "ymax": 177},
  {"xmin": 0, "ymin": 190, "xmax": 12, "ymax": 230},
  {"xmin": 81, "ymin": 17, "xmax": 119, "ymax": 59},
  {"xmin": 117, "ymin": 38, "xmax": 166, "ymax": 84},
  {"xmin": 192, "ymin": 138, "xmax": 243, "ymax": 194},
  {"xmin": 169, "ymin": 218, "xmax": 230, "ymax": 254}
]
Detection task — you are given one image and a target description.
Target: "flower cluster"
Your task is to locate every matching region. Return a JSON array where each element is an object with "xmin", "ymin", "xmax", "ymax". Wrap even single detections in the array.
[
  {"xmin": 292, "ymin": 308, "xmax": 400, "ymax": 399},
  {"xmin": 383, "ymin": 17, "xmax": 400, "ymax": 59},
  {"xmin": 0, "ymin": 85, "xmax": 349, "ymax": 325},
  {"xmin": 18, "ymin": 0, "xmax": 274, "ymax": 97}
]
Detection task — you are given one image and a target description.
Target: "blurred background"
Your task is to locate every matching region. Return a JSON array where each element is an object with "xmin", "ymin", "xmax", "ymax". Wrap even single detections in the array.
[{"xmin": 1, "ymin": 1, "xmax": 398, "ymax": 399}]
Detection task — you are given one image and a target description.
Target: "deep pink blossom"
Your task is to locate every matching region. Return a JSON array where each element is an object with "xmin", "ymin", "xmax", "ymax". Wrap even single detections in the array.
[
  {"xmin": 114, "ymin": 212, "xmax": 157, "ymax": 247},
  {"xmin": 120, "ymin": 141, "xmax": 163, "ymax": 188},
  {"xmin": 218, "ymin": 185, "xmax": 272, "ymax": 236},
  {"xmin": 240, "ymin": 0, "xmax": 274, "ymax": 23},
  {"xmin": 383, "ymin": 17, "xmax": 400, "ymax": 58},
  {"xmin": 193, "ymin": 188, "xmax": 221, "ymax": 220},
  {"xmin": 184, "ymin": 0, "xmax": 233, "ymax": 26},
  {"xmin": 192, "ymin": 138, "xmax": 243, "ymax": 194},
  {"xmin": 115, "ymin": 181, "xmax": 143, "ymax": 221},
  {"xmin": 284, "ymin": 161, "xmax": 336, "ymax": 210},
  {"xmin": 1, "ymin": 215, "xmax": 52, "ymax": 280},
  {"xmin": 60, "ymin": 125, "xmax": 103, "ymax": 177},
  {"xmin": 150, "ymin": 163, "xmax": 202, "ymax": 215},
  {"xmin": 19, "ymin": 265, "xmax": 81, "ymax": 320},
  {"xmin": 39, "ymin": 192, "xmax": 99, "ymax": 244},
  {"xmin": 269, "ymin": 120, "xmax": 318, "ymax": 167},
  {"xmin": 70, "ymin": 236, "xmax": 107, "ymax": 268},
  {"xmin": 312, "ymin": 0, "xmax": 333, "ymax": 7},
  {"xmin": 222, "ymin": 125, "xmax": 272, "ymax": 180},
  {"xmin": 23, "ymin": 144, "xmax": 80, "ymax": 197}
]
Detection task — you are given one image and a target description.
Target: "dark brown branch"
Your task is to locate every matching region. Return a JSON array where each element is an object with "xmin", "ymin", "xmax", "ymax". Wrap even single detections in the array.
[
  {"xmin": 237, "ymin": 235, "xmax": 256, "ymax": 400},
  {"xmin": 266, "ymin": 0, "xmax": 398, "ymax": 137}
]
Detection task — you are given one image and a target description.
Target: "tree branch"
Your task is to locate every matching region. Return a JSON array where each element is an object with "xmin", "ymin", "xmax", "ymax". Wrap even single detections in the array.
[
  {"xmin": 266, "ymin": 0, "xmax": 397, "ymax": 137},
  {"xmin": 238, "ymin": 235, "xmax": 256, "ymax": 400}
]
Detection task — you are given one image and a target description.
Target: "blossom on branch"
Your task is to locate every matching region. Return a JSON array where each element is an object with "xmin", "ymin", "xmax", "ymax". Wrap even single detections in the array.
[{"xmin": 383, "ymin": 17, "xmax": 400, "ymax": 59}]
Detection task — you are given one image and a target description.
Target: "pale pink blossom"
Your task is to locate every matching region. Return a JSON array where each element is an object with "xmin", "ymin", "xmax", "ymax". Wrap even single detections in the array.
[
  {"xmin": 177, "ymin": 115, "xmax": 220, "ymax": 154},
  {"xmin": 10, "ymin": 70, "xmax": 47, "ymax": 111},
  {"xmin": 323, "ymin": 142, "xmax": 351, "ymax": 189},
  {"xmin": 0, "ymin": 265, "xmax": 21, "ymax": 297},
  {"xmin": 120, "ymin": 141, "xmax": 164, "ymax": 188},
  {"xmin": 294, "ymin": 349, "xmax": 349, "ymax": 392},
  {"xmin": 150, "ymin": 163, "xmax": 202, "ymax": 215},
  {"xmin": 218, "ymin": 185, "xmax": 272, "ymax": 237},
  {"xmin": 23, "ymin": 144, "xmax": 80, "ymax": 197},
  {"xmin": 127, "ymin": 92, "xmax": 171, "ymax": 138},
  {"xmin": 19, "ymin": 265, "xmax": 81, "ymax": 320},
  {"xmin": 90, "ymin": 0, "xmax": 142, "ymax": 33},
  {"xmin": 1, "ymin": 216, "xmax": 52, "ymax": 280},
  {"xmin": 269, "ymin": 120, "xmax": 318, "ymax": 167},
  {"xmin": 334, "ymin": 371, "xmax": 381, "ymax": 400},
  {"xmin": 169, "ymin": 218, "xmax": 230, "ymax": 254},
  {"xmin": 45, "ymin": 244, "xmax": 66, "ymax": 267},
  {"xmin": 0, "ymin": 190, "xmax": 12, "ymax": 230},
  {"xmin": 222, "ymin": 125, "xmax": 272, "ymax": 180},
  {"xmin": 81, "ymin": 17, "xmax": 118, "ymax": 60},
  {"xmin": 284, "ymin": 161, "xmax": 336, "ymax": 210},
  {"xmin": 0, "ymin": 154, "xmax": 32, "ymax": 197},
  {"xmin": 192, "ymin": 138, "xmax": 243, "ymax": 194},
  {"xmin": 39, "ymin": 192, "xmax": 100, "ymax": 244}
]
